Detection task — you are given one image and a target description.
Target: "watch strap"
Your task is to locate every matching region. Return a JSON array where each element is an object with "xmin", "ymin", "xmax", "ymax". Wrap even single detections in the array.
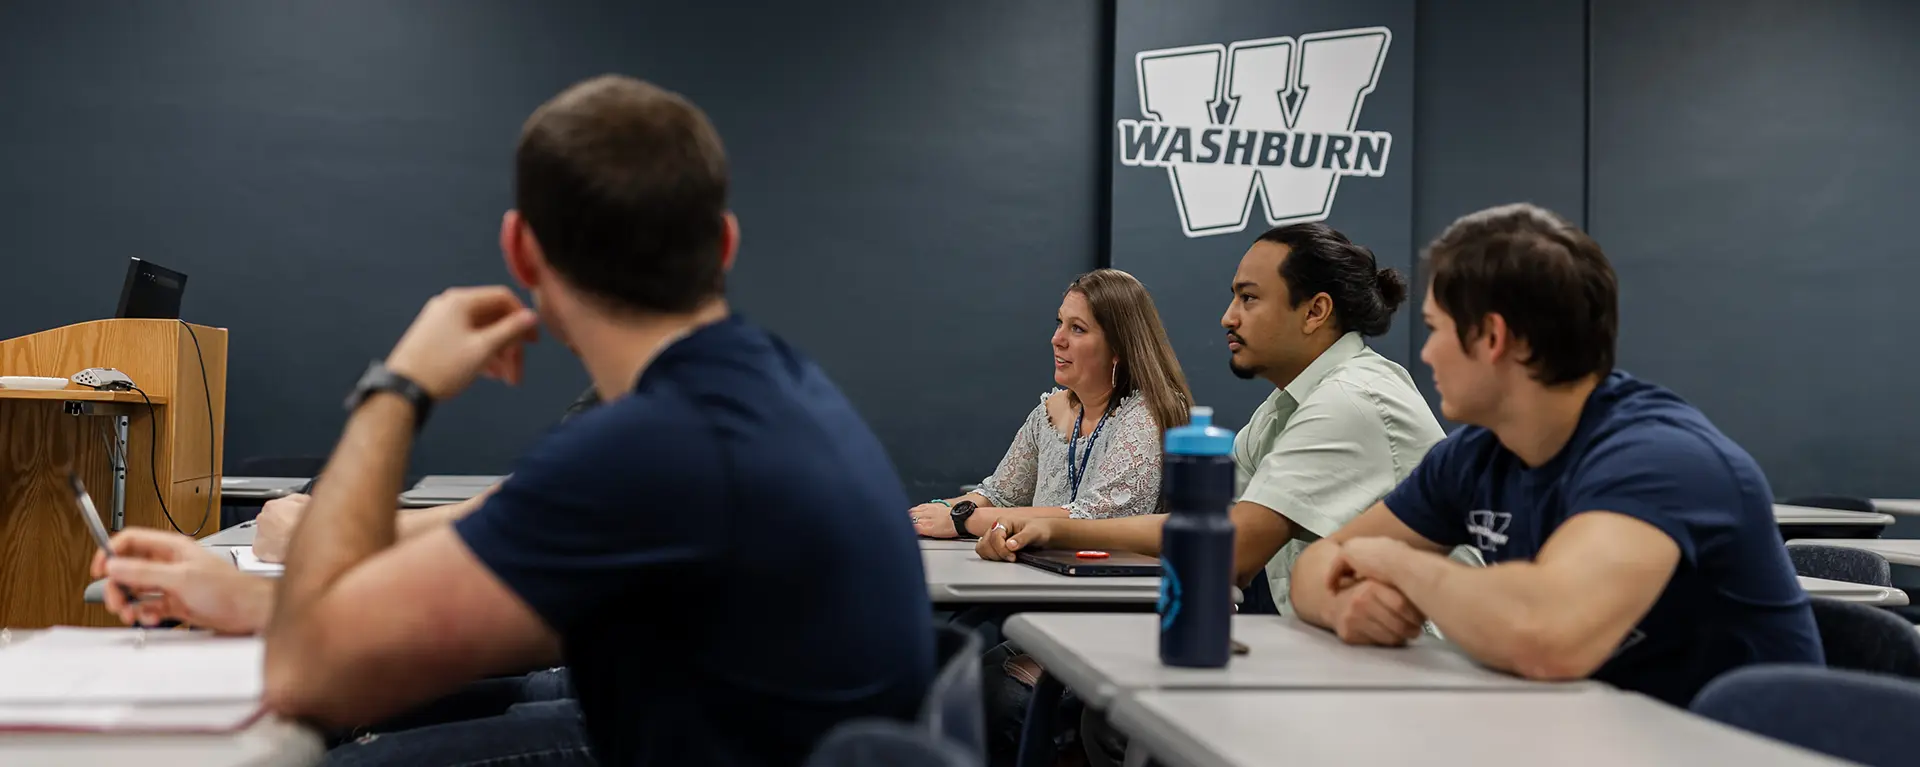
[
  {"xmin": 950, "ymin": 501, "xmax": 979, "ymax": 540},
  {"xmin": 346, "ymin": 361, "xmax": 434, "ymax": 432}
]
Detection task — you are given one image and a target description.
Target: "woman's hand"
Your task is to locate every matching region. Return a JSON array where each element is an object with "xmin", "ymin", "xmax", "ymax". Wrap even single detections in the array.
[{"xmin": 909, "ymin": 502, "xmax": 959, "ymax": 538}]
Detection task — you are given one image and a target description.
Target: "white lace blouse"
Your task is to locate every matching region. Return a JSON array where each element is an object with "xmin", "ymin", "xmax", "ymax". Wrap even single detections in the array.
[{"xmin": 975, "ymin": 389, "xmax": 1164, "ymax": 519}]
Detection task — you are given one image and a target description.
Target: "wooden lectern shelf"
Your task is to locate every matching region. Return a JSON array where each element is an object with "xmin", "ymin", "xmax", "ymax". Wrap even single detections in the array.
[{"xmin": 0, "ymin": 389, "xmax": 169, "ymax": 404}]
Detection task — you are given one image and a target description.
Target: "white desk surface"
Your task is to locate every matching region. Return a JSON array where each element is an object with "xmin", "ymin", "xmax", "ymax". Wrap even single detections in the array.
[
  {"xmin": 920, "ymin": 549, "xmax": 1159, "ymax": 605},
  {"xmin": 1772, "ymin": 504, "xmax": 1895, "ymax": 526},
  {"xmin": 0, "ymin": 716, "xmax": 321, "ymax": 767},
  {"xmin": 1797, "ymin": 575, "xmax": 1909, "ymax": 606},
  {"xmin": 396, "ymin": 475, "xmax": 504, "ymax": 508},
  {"xmin": 1871, "ymin": 498, "xmax": 1920, "ymax": 516},
  {"xmin": 397, "ymin": 492, "xmax": 477, "ymax": 509},
  {"xmin": 413, "ymin": 475, "xmax": 505, "ymax": 488},
  {"xmin": 398, "ymin": 486, "xmax": 488, "ymax": 508},
  {"xmin": 219, "ymin": 475, "xmax": 498, "ymax": 509},
  {"xmin": 1109, "ymin": 689, "xmax": 1848, "ymax": 767},
  {"xmin": 1788, "ymin": 538, "xmax": 1920, "ymax": 566},
  {"xmin": 201, "ymin": 522, "xmax": 258, "ymax": 548},
  {"xmin": 1003, "ymin": 613, "xmax": 1582, "ymax": 709},
  {"xmin": 93, "ymin": 539, "xmax": 1124, "ymax": 601},
  {"xmin": 217, "ymin": 477, "xmax": 308, "ymax": 502}
]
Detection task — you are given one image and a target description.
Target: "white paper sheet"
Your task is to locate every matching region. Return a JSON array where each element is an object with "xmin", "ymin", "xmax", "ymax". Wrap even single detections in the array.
[
  {"xmin": 0, "ymin": 634, "xmax": 263, "ymax": 704},
  {"xmin": 229, "ymin": 547, "xmax": 285, "ymax": 575}
]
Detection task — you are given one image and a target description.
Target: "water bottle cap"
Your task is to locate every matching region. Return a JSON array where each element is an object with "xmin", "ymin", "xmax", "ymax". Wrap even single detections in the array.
[{"xmin": 1165, "ymin": 405, "xmax": 1234, "ymax": 456}]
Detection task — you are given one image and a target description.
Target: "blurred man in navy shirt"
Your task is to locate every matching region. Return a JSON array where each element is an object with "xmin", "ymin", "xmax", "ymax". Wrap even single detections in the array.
[{"xmin": 222, "ymin": 75, "xmax": 929, "ymax": 766}]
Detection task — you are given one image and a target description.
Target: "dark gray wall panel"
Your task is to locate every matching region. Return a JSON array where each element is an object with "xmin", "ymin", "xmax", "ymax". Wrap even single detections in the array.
[{"xmin": 1590, "ymin": 0, "xmax": 1920, "ymax": 495}]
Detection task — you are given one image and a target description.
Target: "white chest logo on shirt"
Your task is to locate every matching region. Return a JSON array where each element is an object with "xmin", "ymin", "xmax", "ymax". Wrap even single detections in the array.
[{"xmin": 1466, "ymin": 510, "xmax": 1511, "ymax": 553}]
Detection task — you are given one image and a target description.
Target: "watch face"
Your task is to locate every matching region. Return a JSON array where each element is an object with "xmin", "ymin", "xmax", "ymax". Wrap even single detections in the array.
[
  {"xmin": 953, "ymin": 501, "xmax": 976, "ymax": 515},
  {"xmin": 345, "ymin": 362, "xmax": 384, "ymax": 411}
]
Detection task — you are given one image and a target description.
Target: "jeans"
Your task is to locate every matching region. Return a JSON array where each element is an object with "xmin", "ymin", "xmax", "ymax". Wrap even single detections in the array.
[
  {"xmin": 981, "ymin": 642, "xmax": 1083, "ymax": 767},
  {"xmin": 325, "ymin": 668, "xmax": 595, "ymax": 767}
]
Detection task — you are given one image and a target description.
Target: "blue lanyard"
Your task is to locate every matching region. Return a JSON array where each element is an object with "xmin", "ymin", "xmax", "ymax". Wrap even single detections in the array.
[{"xmin": 1066, "ymin": 402, "xmax": 1112, "ymax": 502}]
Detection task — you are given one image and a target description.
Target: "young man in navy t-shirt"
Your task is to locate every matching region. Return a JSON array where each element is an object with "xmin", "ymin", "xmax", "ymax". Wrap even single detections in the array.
[
  {"xmin": 1290, "ymin": 203, "xmax": 1821, "ymax": 706},
  {"xmin": 241, "ymin": 75, "xmax": 932, "ymax": 765}
]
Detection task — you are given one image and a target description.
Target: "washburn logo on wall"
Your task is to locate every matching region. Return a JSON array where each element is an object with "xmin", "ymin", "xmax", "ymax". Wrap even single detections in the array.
[{"xmin": 1118, "ymin": 27, "xmax": 1393, "ymax": 238}]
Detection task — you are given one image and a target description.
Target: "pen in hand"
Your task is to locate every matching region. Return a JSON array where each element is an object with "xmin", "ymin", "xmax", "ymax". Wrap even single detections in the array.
[{"xmin": 70, "ymin": 474, "xmax": 146, "ymax": 606}]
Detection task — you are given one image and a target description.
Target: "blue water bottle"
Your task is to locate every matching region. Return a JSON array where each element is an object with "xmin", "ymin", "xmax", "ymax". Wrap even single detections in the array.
[{"xmin": 1159, "ymin": 405, "xmax": 1238, "ymax": 668}]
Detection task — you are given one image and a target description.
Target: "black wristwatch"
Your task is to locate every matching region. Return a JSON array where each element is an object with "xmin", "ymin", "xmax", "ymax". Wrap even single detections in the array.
[
  {"xmin": 345, "ymin": 361, "xmax": 434, "ymax": 432},
  {"xmin": 950, "ymin": 500, "xmax": 979, "ymax": 539}
]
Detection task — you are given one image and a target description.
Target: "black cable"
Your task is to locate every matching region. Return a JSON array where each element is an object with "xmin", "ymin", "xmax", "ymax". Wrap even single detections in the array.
[
  {"xmin": 128, "ymin": 385, "xmax": 205, "ymax": 535},
  {"xmin": 93, "ymin": 322, "xmax": 217, "ymax": 536}
]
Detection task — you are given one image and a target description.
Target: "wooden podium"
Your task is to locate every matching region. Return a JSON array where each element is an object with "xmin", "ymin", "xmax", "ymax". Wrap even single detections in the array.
[{"xmin": 0, "ymin": 319, "xmax": 227, "ymax": 628}]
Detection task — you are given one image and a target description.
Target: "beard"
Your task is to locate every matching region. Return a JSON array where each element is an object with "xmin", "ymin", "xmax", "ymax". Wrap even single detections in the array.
[{"xmin": 1228, "ymin": 334, "xmax": 1260, "ymax": 379}]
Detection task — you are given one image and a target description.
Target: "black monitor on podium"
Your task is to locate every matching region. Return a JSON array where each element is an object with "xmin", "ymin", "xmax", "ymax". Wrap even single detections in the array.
[{"xmin": 114, "ymin": 258, "xmax": 187, "ymax": 320}]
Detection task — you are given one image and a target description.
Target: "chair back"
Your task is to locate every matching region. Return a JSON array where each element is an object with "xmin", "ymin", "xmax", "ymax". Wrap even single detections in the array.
[
  {"xmin": 806, "ymin": 719, "xmax": 977, "ymax": 767},
  {"xmin": 921, "ymin": 624, "xmax": 986, "ymax": 761},
  {"xmin": 1810, "ymin": 597, "xmax": 1920, "ymax": 679},
  {"xmin": 1693, "ymin": 664, "xmax": 1920, "ymax": 767},
  {"xmin": 1789, "ymin": 544, "xmax": 1893, "ymax": 587}
]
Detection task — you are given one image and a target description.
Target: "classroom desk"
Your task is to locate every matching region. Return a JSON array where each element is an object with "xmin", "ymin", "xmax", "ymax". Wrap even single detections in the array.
[
  {"xmin": 216, "ymin": 474, "xmax": 500, "ymax": 510},
  {"xmin": 920, "ymin": 549, "xmax": 1160, "ymax": 606},
  {"xmin": 1871, "ymin": 498, "xmax": 1920, "ymax": 516},
  {"xmin": 1787, "ymin": 538, "xmax": 1920, "ymax": 567},
  {"xmin": 201, "ymin": 521, "xmax": 258, "ymax": 547},
  {"xmin": 1003, "ymin": 613, "xmax": 1579, "ymax": 709},
  {"xmin": 1773, "ymin": 504, "xmax": 1895, "ymax": 527},
  {"xmin": 91, "ymin": 534, "xmax": 1021, "ymax": 599},
  {"xmin": 218, "ymin": 477, "xmax": 308, "ymax": 505},
  {"xmin": 1798, "ymin": 575, "xmax": 1909, "ymax": 606},
  {"xmin": 91, "ymin": 543, "xmax": 1153, "ymax": 604},
  {"xmin": 0, "ymin": 717, "xmax": 321, "ymax": 767},
  {"xmin": 220, "ymin": 475, "xmax": 497, "ymax": 508},
  {"xmin": 397, "ymin": 476, "xmax": 499, "ymax": 509},
  {"xmin": 1108, "ymin": 689, "xmax": 1848, "ymax": 767},
  {"xmin": 398, "ymin": 490, "xmax": 474, "ymax": 509},
  {"xmin": 413, "ymin": 475, "xmax": 506, "ymax": 488},
  {"xmin": 102, "ymin": 568, "xmax": 1894, "ymax": 609}
]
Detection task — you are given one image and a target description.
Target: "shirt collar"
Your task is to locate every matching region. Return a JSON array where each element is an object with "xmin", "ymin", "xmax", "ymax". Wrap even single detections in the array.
[{"xmin": 1281, "ymin": 332, "xmax": 1366, "ymax": 404}]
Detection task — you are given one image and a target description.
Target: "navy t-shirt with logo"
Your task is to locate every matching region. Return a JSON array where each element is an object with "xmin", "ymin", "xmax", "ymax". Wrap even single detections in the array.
[
  {"xmin": 455, "ymin": 315, "xmax": 934, "ymax": 766},
  {"xmin": 1382, "ymin": 371, "xmax": 1821, "ymax": 705}
]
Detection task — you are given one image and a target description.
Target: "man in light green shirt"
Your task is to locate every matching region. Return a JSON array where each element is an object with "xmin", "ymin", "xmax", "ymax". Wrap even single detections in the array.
[
  {"xmin": 978, "ymin": 223, "xmax": 1446, "ymax": 612},
  {"xmin": 1233, "ymin": 330, "xmax": 1444, "ymax": 612}
]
